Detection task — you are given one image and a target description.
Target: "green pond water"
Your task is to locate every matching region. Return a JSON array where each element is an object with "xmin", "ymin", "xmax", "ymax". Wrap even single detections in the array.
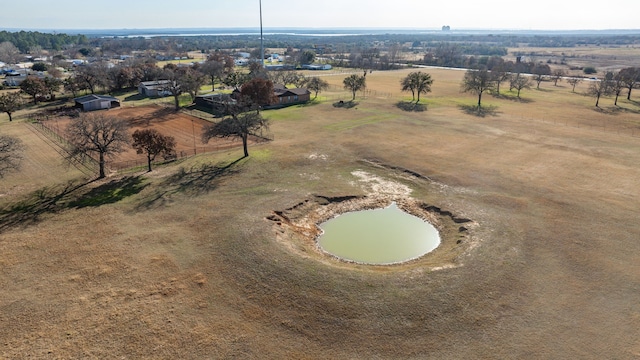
[{"xmin": 317, "ymin": 202, "xmax": 441, "ymax": 264}]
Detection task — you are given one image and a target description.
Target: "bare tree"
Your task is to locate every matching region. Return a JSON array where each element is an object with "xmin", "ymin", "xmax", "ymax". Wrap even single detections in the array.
[
  {"xmin": 65, "ymin": 113, "xmax": 130, "ymax": 178},
  {"xmin": 202, "ymin": 106, "xmax": 268, "ymax": 158},
  {"xmin": 532, "ymin": 64, "xmax": 551, "ymax": 89},
  {"xmin": 199, "ymin": 59, "xmax": 226, "ymax": 92},
  {"xmin": 0, "ymin": 41, "xmax": 20, "ymax": 64},
  {"xmin": 509, "ymin": 73, "xmax": 532, "ymax": 98},
  {"xmin": 0, "ymin": 135, "xmax": 23, "ymax": 178},
  {"xmin": 132, "ymin": 129, "xmax": 176, "ymax": 172},
  {"xmin": 0, "ymin": 92, "xmax": 22, "ymax": 122},
  {"xmin": 490, "ymin": 62, "xmax": 513, "ymax": 95},
  {"xmin": 461, "ymin": 69, "xmax": 495, "ymax": 108},
  {"xmin": 161, "ymin": 67, "xmax": 186, "ymax": 110},
  {"xmin": 611, "ymin": 71, "xmax": 626, "ymax": 106},
  {"xmin": 619, "ymin": 67, "xmax": 640, "ymax": 100},
  {"xmin": 551, "ymin": 69, "xmax": 566, "ymax": 86},
  {"xmin": 587, "ymin": 75, "xmax": 613, "ymax": 107},
  {"xmin": 74, "ymin": 62, "xmax": 109, "ymax": 94},
  {"xmin": 566, "ymin": 77, "xmax": 583, "ymax": 92}
]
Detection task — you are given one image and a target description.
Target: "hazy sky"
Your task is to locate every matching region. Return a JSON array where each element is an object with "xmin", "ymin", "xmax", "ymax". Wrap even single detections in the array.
[{"xmin": 1, "ymin": 0, "xmax": 638, "ymax": 31}]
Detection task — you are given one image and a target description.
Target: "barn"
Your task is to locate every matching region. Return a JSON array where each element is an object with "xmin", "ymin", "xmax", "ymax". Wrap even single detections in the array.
[
  {"xmin": 138, "ymin": 80, "xmax": 172, "ymax": 97},
  {"xmin": 74, "ymin": 94, "xmax": 121, "ymax": 112}
]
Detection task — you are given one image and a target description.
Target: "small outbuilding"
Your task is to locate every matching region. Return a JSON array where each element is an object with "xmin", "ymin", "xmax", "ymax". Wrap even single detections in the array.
[
  {"xmin": 74, "ymin": 94, "xmax": 121, "ymax": 112},
  {"xmin": 138, "ymin": 80, "xmax": 172, "ymax": 97},
  {"xmin": 194, "ymin": 93, "xmax": 237, "ymax": 117}
]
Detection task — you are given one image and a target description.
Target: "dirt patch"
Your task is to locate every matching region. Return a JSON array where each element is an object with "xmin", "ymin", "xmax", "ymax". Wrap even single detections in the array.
[
  {"xmin": 267, "ymin": 170, "xmax": 477, "ymax": 269},
  {"xmin": 40, "ymin": 105, "xmax": 260, "ymax": 168}
]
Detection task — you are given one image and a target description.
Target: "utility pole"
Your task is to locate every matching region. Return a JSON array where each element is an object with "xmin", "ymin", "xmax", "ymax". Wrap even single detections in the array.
[{"xmin": 260, "ymin": 0, "xmax": 264, "ymax": 67}]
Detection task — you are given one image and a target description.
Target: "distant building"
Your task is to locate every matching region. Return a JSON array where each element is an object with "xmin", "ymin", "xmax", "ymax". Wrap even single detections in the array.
[
  {"xmin": 138, "ymin": 80, "xmax": 172, "ymax": 97},
  {"xmin": 74, "ymin": 94, "xmax": 121, "ymax": 112},
  {"xmin": 301, "ymin": 64, "xmax": 332, "ymax": 71}
]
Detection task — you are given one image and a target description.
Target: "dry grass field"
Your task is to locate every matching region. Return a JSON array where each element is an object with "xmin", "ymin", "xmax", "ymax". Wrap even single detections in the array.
[{"xmin": 1, "ymin": 66, "xmax": 640, "ymax": 359}]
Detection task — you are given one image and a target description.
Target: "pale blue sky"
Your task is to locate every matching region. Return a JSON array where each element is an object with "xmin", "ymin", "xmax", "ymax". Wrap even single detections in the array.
[{"xmin": 1, "ymin": 0, "xmax": 638, "ymax": 31}]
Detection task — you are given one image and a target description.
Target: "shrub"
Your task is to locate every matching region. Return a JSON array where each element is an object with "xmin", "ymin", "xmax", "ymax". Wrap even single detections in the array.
[
  {"xmin": 583, "ymin": 66, "xmax": 597, "ymax": 74},
  {"xmin": 31, "ymin": 62, "xmax": 48, "ymax": 72}
]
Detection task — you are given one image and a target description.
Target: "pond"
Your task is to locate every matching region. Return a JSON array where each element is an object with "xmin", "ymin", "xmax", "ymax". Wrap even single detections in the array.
[{"xmin": 317, "ymin": 202, "xmax": 441, "ymax": 265}]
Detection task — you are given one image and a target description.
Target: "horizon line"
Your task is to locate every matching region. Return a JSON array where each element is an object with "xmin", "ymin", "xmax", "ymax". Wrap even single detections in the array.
[{"xmin": 2, "ymin": 26, "xmax": 640, "ymax": 33}]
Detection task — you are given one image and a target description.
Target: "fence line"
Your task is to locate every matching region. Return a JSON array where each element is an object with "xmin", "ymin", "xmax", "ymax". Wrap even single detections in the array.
[{"xmin": 30, "ymin": 121, "xmax": 99, "ymax": 176}]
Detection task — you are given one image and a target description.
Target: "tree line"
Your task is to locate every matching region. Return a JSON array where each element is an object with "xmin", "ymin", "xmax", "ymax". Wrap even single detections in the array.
[{"xmin": 0, "ymin": 31, "xmax": 88, "ymax": 53}]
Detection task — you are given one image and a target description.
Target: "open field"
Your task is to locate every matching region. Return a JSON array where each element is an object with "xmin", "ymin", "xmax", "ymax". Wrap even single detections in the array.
[{"xmin": 1, "ymin": 67, "xmax": 640, "ymax": 358}]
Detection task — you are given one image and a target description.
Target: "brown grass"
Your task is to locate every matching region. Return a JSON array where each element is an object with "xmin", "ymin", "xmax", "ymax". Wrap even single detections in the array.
[{"xmin": 1, "ymin": 66, "xmax": 640, "ymax": 359}]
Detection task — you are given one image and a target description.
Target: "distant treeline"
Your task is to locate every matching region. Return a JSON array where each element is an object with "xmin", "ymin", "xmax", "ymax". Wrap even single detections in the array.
[{"xmin": 0, "ymin": 31, "xmax": 88, "ymax": 52}]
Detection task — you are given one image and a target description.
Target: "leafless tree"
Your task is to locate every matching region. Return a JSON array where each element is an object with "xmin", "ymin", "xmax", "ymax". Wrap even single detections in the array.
[
  {"xmin": 0, "ymin": 41, "xmax": 20, "ymax": 64},
  {"xmin": 461, "ymin": 69, "xmax": 495, "ymax": 108},
  {"xmin": 202, "ymin": 104, "xmax": 268, "ymax": 158},
  {"xmin": 532, "ymin": 64, "xmax": 551, "ymax": 89},
  {"xmin": 65, "ymin": 113, "xmax": 130, "ymax": 178},
  {"xmin": 611, "ymin": 71, "xmax": 626, "ymax": 106},
  {"xmin": 619, "ymin": 67, "xmax": 640, "ymax": 100},
  {"xmin": 74, "ymin": 62, "xmax": 109, "ymax": 94},
  {"xmin": 0, "ymin": 135, "xmax": 23, "ymax": 178},
  {"xmin": 587, "ymin": 75, "xmax": 613, "ymax": 107},
  {"xmin": 509, "ymin": 74, "xmax": 532, "ymax": 98},
  {"xmin": 551, "ymin": 69, "xmax": 566, "ymax": 86},
  {"xmin": 566, "ymin": 77, "xmax": 583, "ymax": 92},
  {"xmin": 490, "ymin": 62, "xmax": 513, "ymax": 95}
]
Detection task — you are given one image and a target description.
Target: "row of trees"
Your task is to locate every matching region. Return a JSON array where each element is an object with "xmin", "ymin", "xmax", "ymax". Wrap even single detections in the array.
[
  {"xmin": 64, "ymin": 98, "xmax": 270, "ymax": 179},
  {"xmin": 460, "ymin": 65, "xmax": 640, "ymax": 109},
  {"xmin": 65, "ymin": 114, "xmax": 177, "ymax": 178}
]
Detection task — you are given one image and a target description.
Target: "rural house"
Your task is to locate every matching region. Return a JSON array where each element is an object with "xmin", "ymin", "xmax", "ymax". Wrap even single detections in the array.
[
  {"xmin": 74, "ymin": 94, "xmax": 121, "ymax": 112},
  {"xmin": 272, "ymin": 85, "xmax": 311, "ymax": 107},
  {"xmin": 138, "ymin": 80, "xmax": 172, "ymax": 97}
]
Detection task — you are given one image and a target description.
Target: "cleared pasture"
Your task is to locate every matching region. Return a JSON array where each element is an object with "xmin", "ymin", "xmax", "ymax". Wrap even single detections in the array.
[{"xmin": 1, "ymin": 65, "xmax": 639, "ymax": 359}]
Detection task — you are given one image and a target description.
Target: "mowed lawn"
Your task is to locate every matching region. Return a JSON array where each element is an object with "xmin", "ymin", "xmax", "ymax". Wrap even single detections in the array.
[{"xmin": 1, "ymin": 66, "xmax": 640, "ymax": 359}]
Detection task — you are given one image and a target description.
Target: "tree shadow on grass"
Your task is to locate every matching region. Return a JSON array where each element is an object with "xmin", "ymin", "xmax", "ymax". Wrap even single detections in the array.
[
  {"xmin": 68, "ymin": 176, "xmax": 147, "ymax": 208},
  {"xmin": 0, "ymin": 176, "xmax": 148, "ymax": 233},
  {"xmin": 492, "ymin": 93, "xmax": 533, "ymax": 103},
  {"xmin": 0, "ymin": 180, "xmax": 90, "ymax": 233},
  {"xmin": 396, "ymin": 101, "xmax": 426, "ymax": 112},
  {"xmin": 135, "ymin": 158, "xmax": 244, "ymax": 210},
  {"xmin": 333, "ymin": 100, "xmax": 358, "ymax": 109},
  {"xmin": 459, "ymin": 104, "xmax": 500, "ymax": 117}
]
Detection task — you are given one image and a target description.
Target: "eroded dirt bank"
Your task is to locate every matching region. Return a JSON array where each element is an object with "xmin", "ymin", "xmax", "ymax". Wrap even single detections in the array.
[{"xmin": 267, "ymin": 169, "xmax": 478, "ymax": 269}]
